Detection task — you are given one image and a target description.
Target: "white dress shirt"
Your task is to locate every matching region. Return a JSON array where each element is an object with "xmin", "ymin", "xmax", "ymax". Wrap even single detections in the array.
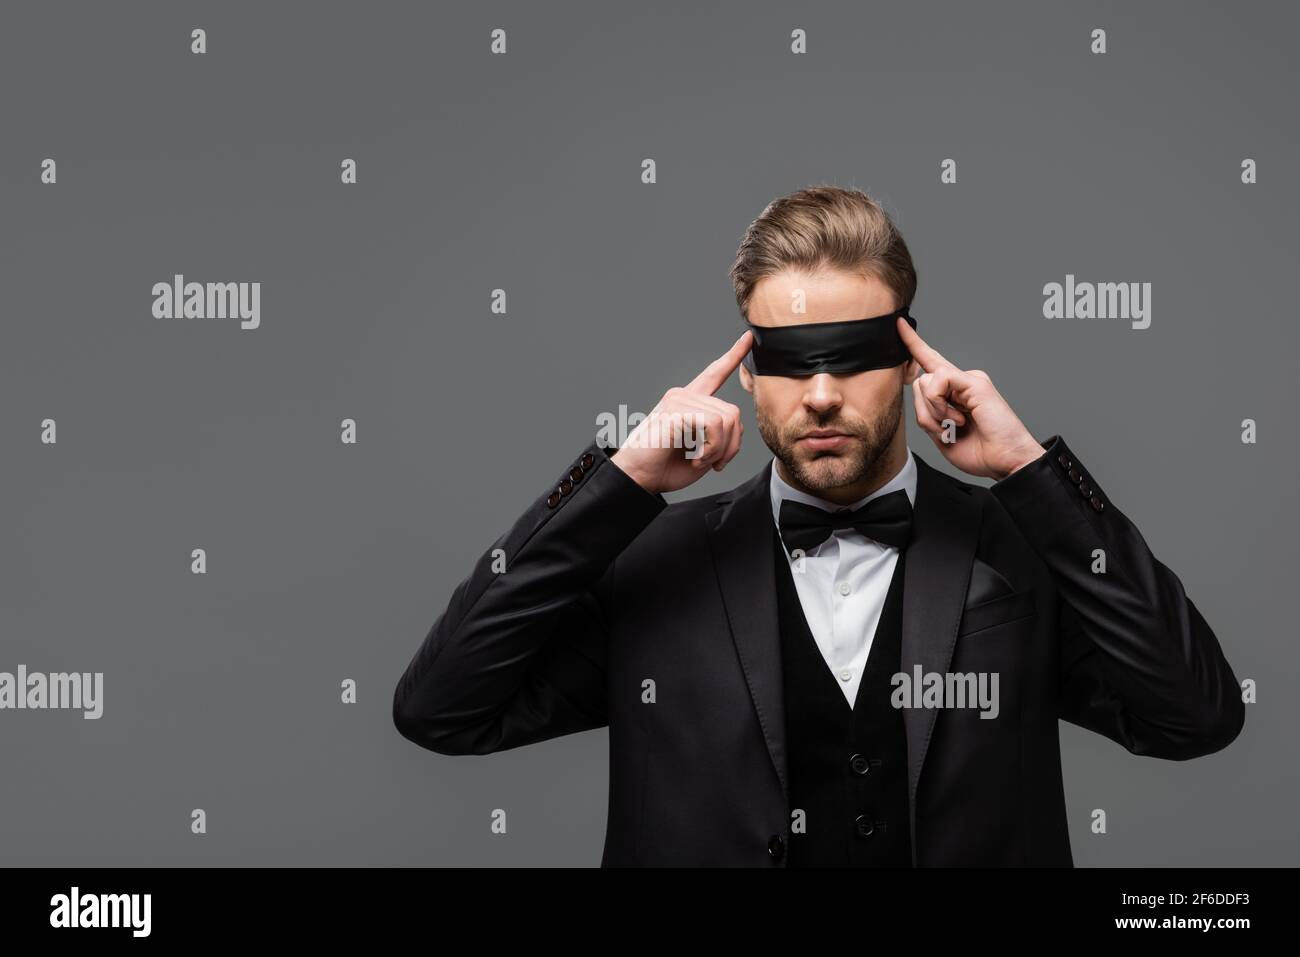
[{"xmin": 769, "ymin": 450, "xmax": 918, "ymax": 708}]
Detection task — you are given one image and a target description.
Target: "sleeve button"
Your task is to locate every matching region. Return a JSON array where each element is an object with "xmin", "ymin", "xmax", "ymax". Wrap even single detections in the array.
[
  {"xmin": 559, "ymin": 479, "xmax": 574, "ymax": 496},
  {"xmin": 546, "ymin": 491, "xmax": 562, "ymax": 508},
  {"xmin": 580, "ymin": 452, "xmax": 596, "ymax": 470},
  {"xmin": 1068, "ymin": 467, "xmax": 1081, "ymax": 484},
  {"xmin": 569, "ymin": 466, "xmax": 584, "ymax": 483},
  {"xmin": 1079, "ymin": 480, "xmax": 1092, "ymax": 497},
  {"xmin": 1090, "ymin": 495, "xmax": 1105, "ymax": 512},
  {"xmin": 767, "ymin": 834, "xmax": 785, "ymax": 861},
  {"xmin": 1057, "ymin": 453, "xmax": 1072, "ymax": 470}
]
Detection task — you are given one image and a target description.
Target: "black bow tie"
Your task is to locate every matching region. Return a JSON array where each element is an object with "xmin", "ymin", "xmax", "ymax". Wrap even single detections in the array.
[{"xmin": 778, "ymin": 489, "xmax": 914, "ymax": 553}]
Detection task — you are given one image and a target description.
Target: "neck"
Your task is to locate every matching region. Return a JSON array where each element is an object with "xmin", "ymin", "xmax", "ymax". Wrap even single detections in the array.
[{"xmin": 776, "ymin": 428, "xmax": 909, "ymax": 507}]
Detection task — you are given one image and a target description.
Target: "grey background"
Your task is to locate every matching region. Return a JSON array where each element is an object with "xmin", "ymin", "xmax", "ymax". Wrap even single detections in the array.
[{"xmin": 0, "ymin": 0, "xmax": 1293, "ymax": 866}]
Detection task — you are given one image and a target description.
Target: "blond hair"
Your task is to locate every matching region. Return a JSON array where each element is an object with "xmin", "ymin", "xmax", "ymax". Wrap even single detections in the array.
[{"xmin": 728, "ymin": 184, "xmax": 917, "ymax": 321}]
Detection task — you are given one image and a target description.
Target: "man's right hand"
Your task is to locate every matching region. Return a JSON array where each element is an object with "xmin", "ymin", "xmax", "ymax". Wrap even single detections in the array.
[{"xmin": 610, "ymin": 331, "xmax": 753, "ymax": 494}]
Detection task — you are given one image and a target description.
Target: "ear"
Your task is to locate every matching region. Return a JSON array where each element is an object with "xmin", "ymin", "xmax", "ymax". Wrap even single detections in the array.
[
  {"xmin": 739, "ymin": 364, "xmax": 755, "ymax": 394},
  {"xmin": 902, "ymin": 358, "xmax": 922, "ymax": 386}
]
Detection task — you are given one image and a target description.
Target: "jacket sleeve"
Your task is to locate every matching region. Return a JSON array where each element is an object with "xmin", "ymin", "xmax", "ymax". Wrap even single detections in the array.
[
  {"xmin": 989, "ymin": 435, "xmax": 1245, "ymax": 760},
  {"xmin": 392, "ymin": 441, "xmax": 667, "ymax": 756}
]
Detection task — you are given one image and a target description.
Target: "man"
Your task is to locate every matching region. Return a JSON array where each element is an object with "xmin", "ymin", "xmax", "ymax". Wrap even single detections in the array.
[{"xmin": 392, "ymin": 185, "xmax": 1244, "ymax": 866}]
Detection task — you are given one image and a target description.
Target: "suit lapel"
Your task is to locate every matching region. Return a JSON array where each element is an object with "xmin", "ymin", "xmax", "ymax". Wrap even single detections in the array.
[
  {"xmin": 704, "ymin": 450, "xmax": 983, "ymax": 859},
  {"xmin": 900, "ymin": 451, "xmax": 982, "ymax": 863},
  {"xmin": 704, "ymin": 461, "xmax": 789, "ymax": 802}
]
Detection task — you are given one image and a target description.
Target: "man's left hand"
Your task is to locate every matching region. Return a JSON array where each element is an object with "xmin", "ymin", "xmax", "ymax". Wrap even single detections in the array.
[{"xmin": 897, "ymin": 316, "xmax": 1045, "ymax": 481}]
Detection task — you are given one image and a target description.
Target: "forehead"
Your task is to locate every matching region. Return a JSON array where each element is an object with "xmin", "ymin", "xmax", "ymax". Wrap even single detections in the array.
[{"xmin": 748, "ymin": 268, "xmax": 898, "ymax": 327}]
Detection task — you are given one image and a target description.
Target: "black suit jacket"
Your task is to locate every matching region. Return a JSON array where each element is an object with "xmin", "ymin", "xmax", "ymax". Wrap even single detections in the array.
[{"xmin": 392, "ymin": 435, "xmax": 1245, "ymax": 866}]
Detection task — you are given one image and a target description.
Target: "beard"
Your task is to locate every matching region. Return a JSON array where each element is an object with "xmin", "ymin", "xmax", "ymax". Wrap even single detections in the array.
[{"xmin": 756, "ymin": 388, "xmax": 903, "ymax": 498}]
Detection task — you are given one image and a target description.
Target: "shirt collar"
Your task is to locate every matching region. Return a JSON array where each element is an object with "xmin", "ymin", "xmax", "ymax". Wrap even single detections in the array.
[{"xmin": 768, "ymin": 447, "xmax": 917, "ymax": 532}]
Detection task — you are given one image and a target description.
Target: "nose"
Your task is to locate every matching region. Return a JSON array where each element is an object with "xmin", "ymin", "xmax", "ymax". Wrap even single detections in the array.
[
  {"xmin": 801, "ymin": 372, "xmax": 843, "ymax": 415},
  {"xmin": 795, "ymin": 374, "xmax": 847, "ymax": 418}
]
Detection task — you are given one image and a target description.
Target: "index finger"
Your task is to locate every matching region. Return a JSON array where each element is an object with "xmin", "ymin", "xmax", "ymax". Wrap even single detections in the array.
[
  {"xmin": 896, "ymin": 315, "xmax": 950, "ymax": 373},
  {"xmin": 685, "ymin": 330, "xmax": 753, "ymax": 395}
]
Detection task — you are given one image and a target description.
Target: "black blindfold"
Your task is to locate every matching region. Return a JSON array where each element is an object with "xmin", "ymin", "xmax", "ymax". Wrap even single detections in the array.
[{"xmin": 743, "ymin": 307, "xmax": 916, "ymax": 376}]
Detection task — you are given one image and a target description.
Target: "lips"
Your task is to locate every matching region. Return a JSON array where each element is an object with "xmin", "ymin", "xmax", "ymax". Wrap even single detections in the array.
[{"xmin": 798, "ymin": 430, "xmax": 853, "ymax": 451}]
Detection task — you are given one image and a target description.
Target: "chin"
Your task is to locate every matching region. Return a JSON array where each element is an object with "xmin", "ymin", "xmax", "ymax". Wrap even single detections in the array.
[{"xmin": 794, "ymin": 453, "xmax": 860, "ymax": 492}]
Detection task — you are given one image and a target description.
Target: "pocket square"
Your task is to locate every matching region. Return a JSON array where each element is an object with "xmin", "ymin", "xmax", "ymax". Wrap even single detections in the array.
[
  {"xmin": 966, "ymin": 558, "xmax": 1015, "ymax": 606},
  {"xmin": 958, "ymin": 589, "xmax": 1037, "ymax": 637}
]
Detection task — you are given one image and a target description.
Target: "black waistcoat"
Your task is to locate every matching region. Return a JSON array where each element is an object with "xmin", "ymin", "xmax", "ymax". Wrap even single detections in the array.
[{"xmin": 774, "ymin": 526, "xmax": 912, "ymax": 867}]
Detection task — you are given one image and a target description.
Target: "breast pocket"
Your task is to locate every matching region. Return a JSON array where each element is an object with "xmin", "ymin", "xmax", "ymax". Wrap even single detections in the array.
[{"xmin": 957, "ymin": 589, "xmax": 1037, "ymax": 638}]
